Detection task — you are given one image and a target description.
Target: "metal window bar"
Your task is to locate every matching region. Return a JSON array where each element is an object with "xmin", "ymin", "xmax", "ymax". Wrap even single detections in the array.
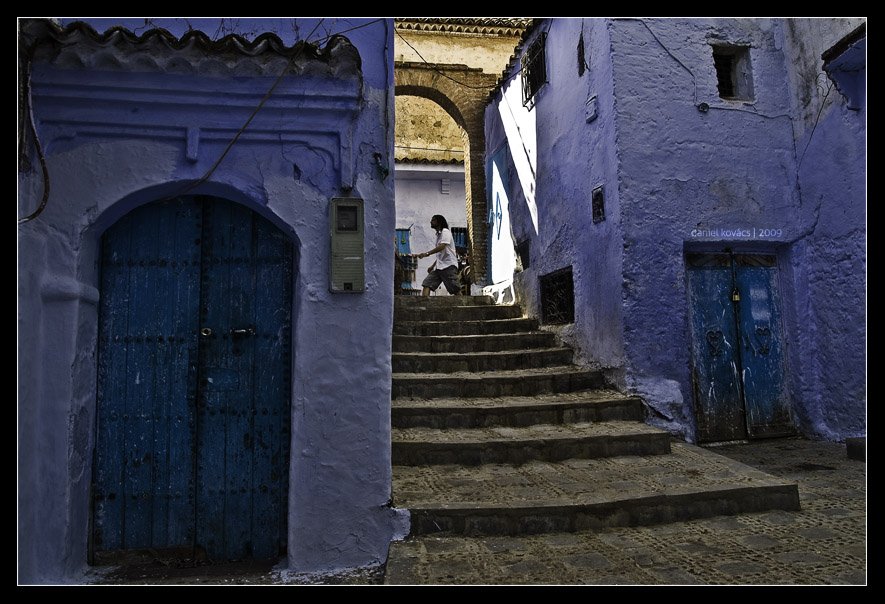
[
  {"xmin": 540, "ymin": 266, "xmax": 574, "ymax": 325},
  {"xmin": 522, "ymin": 32, "xmax": 547, "ymax": 106},
  {"xmin": 592, "ymin": 186, "xmax": 605, "ymax": 224},
  {"xmin": 713, "ymin": 51, "xmax": 735, "ymax": 98}
]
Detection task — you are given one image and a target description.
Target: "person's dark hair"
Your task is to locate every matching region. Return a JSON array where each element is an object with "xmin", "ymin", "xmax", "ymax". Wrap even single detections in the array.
[{"xmin": 432, "ymin": 215, "xmax": 449, "ymax": 229}]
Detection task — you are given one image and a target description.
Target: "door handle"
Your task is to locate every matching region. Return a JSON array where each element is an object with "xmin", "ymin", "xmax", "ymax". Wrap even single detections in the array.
[{"xmin": 230, "ymin": 328, "xmax": 255, "ymax": 338}]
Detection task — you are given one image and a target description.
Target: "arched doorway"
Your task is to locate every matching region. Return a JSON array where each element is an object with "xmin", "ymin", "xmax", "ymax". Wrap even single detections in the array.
[
  {"xmin": 92, "ymin": 195, "xmax": 293, "ymax": 563},
  {"xmin": 395, "ymin": 63, "xmax": 499, "ymax": 283},
  {"xmin": 394, "ymin": 94, "xmax": 468, "ymax": 293}
]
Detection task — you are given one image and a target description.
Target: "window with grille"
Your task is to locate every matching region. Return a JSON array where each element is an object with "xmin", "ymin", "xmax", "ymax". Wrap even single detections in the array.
[
  {"xmin": 540, "ymin": 266, "xmax": 574, "ymax": 325},
  {"xmin": 712, "ymin": 45, "xmax": 754, "ymax": 101},
  {"xmin": 522, "ymin": 32, "xmax": 547, "ymax": 106},
  {"xmin": 592, "ymin": 186, "xmax": 605, "ymax": 224}
]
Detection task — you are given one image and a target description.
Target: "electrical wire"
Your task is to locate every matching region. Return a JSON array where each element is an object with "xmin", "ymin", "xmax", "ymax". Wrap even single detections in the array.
[
  {"xmin": 175, "ymin": 19, "xmax": 327, "ymax": 196},
  {"xmin": 395, "ymin": 145, "xmax": 464, "ymax": 154},
  {"xmin": 797, "ymin": 74, "xmax": 834, "ymax": 171},
  {"xmin": 180, "ymin": 18, "xmax": 392, "ymax": 195},
  {"xmin": 17, "ymin": 18, "xmax": 388, "ymax": 222},
  {"xmin": 18, "ymin": 42, "xmax": 50, "ymax": 224}
]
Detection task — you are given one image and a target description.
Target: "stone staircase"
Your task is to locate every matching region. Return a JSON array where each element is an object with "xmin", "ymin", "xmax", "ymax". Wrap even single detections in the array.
[{"xmin": 391, "ymin": 295, "xmax": 800, "ymax": 537}]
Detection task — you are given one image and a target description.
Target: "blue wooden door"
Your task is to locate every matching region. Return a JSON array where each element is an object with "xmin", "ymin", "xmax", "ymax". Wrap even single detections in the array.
[
  {"xmin": 733, "ymin": 256, "xmax": 793, "ymax": 438},
  {"xmin": 687, "ymin": 253, "xmax": 793, "ymax": 442},
  {"xmin": 687, "ymin": 254, "xmax": 746, "ymax": 442},
  {"xmin": 93, "ymin": 196, "xmax": 292, "ymax": 562}
]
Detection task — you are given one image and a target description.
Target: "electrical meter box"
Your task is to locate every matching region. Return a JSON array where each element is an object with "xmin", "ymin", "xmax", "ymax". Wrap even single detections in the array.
[{"xmin": 329, "ymin": 197, "xmax": 365, "ymax": 292}]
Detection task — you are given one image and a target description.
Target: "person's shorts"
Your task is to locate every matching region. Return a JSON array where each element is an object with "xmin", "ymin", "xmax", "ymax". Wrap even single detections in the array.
[{"xmin": 422, "ymin": 265, "xmax": 461, "ymax": 294}]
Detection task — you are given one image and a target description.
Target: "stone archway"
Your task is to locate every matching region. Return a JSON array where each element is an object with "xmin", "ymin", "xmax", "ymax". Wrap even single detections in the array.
[{"xmin": 395, "ymin": 61, "xmax": 499, "ymax": 283}]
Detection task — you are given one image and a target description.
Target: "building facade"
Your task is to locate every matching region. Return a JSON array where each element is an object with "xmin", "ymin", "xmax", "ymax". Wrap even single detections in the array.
[
  {"xmin": 394, "ymin": 18, "xmax": 530, "ymax": 285},
  {"xmin": 18, "ymin": 16, "xmax": 866, "ymax": 584},
  {"xmin": 18, "ymin": 18, "xmax": 405, "ymax": 583},
  {"xmin": 485, "ymin": 18, "xmax": 866, "ymax": 444}
]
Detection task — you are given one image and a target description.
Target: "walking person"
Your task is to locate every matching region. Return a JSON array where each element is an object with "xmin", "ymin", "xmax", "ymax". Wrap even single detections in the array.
[{"xmin": 417, "ymin": 214, "xmax": 462, "ymax": 296}]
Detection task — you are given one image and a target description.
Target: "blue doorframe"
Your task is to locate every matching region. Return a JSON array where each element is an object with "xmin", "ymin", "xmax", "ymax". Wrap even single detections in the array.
[{"xmin": 93, "ymin": 196, "xmax": 293, "ymax": 562}]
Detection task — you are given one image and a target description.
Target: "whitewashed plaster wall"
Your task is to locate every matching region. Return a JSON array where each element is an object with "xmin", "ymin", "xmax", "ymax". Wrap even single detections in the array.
[
  {"xmin": 18, "ymin": 18, "xmax": 404, "ymax": 584},
  {"xmin": 395, "ymin": 25, "xmax": 525, "ymax": 75},
  {"xmin": 394, "ymin": 162, "xmax": 467, "ymax": 294},
  {"xmin": 609, "ymin": 17, "xmax": 865, "ymax": 441},
  {"xmin": 777, "ymin": 19, "xmax": 866, "ymax": 440},
  {"xmin": 485, "ymin": 18, "xmax": 626, "ymax": 373},
  {"xmin": 485, "ymin": 17, "xmax": 865, "ymax": 443}
]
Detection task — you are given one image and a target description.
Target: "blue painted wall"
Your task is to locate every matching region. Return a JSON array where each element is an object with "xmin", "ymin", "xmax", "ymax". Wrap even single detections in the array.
[
  {"xmin": 486, "ymin": 18, "xmax": 625, "ymax": 372},
  {"xmin": 18, "ymin": 18, "xmax": 405, "ymax": 583},
  {"xmin": 485, "ymin": 18, "xmax": 865, "ymax": 443},
  {"xmin": 778, "ymin": 19, "xmax": 866, "ymax": 440}
]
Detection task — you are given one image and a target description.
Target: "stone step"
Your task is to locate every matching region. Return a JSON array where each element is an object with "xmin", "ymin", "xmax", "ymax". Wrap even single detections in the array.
[
  {"xmin": 391, "ymin": 391, "xmax": 645, "ymax": 429},
  {"xmin": 392, "ymin": 420, "xmax": 670, "ymax": 465},
  {"xmin": 392, "ymin": 442, "xmax": 801, "ymax": 537},
  {"xmin": 395, "ymin": 295, "xmax": 496, "ymax": 307},
  {"xmin": 394, "ymin": 317, "xmax": 539, "ymax": 337},
  {"xmin": 392, "ymin": 366, "xmax": 605, "ymax": 399},
  {"xmin": 393, "ymin": 348, "xmax": 574, "ymax": 373},
  {"xmin": 393, "ymin": 332, "xmax": 556, "ymax": 353},
  {"xmin": 395, "ymin": 304, "xmax": 523, "ymax": 323}
]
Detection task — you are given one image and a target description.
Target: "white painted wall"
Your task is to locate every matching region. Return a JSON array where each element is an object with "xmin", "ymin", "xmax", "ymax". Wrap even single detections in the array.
[{"xmin": 394, "ymin": 162, "xmax": 468, "ymax": 295}]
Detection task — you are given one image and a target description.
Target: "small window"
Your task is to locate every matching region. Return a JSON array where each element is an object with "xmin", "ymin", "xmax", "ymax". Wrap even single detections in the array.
[
  {"xmin": 522, "ymin": 32, "xmax": 547, "ymax": 106},
  {"xmin": 540, "ymin": 267, "xmax": 574, "ymax": 325},
  {"xmin": 516, "ymin": 240, "xmax": 530, "ymax": 270},
  {"xmin": 592, "ymin": 186, "xmax": 605, "ymax": 224},
  {"xmin": 712, "ymin": 45, "xmax": 754, "ymax": 101}
]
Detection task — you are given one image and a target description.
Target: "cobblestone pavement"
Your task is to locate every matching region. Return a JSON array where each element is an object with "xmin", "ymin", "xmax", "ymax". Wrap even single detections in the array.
[
  {"xmin": 385, "ymin": 437, "xmax": 866, "ymax": 586},
  {"xmin": 84, "ymin": 437, "xmax": 865, "ymax": 586}
]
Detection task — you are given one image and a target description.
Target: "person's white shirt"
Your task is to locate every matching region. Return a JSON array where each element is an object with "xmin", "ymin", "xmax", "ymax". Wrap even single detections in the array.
[{"xmin": 435, "ymin": 228, "xmax": 458, "ymax": 270}]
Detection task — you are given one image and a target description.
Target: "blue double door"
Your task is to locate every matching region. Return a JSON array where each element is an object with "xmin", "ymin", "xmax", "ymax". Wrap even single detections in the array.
[
  {"xmin": 687, "ymin": 253, "xmax": 794, "ymax": 443},
  {"xmin": 93, "ymin": 196, "xmax": 293, "ymax": 561}
]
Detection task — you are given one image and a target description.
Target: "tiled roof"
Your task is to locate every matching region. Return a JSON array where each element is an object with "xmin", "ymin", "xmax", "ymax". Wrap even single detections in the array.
[
  {"xmin": 395, "ymin": 157, "xmax": 464, "ymax": 165},
  {"xmin": 395, "ymin": 18, "xmax": 532, "ymax": 36},
  {"xmin": 18, "ymin": 18, "xmax": 361, "ymax": 78}
]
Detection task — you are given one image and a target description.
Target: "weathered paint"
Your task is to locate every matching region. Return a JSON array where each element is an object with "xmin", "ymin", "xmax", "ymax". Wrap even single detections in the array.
[
  {"xmin": 687, "ymin": 254, "xmax": 792, "ymax": 442},
  {"xmin": 94, "ymin": 199, "xmax": 203, "ymax": 556},
  {"xmin": 18, "ymin": 18, "xmax": 406, "ymax": 584},
  {"xmin": 779, "ymin": 20, "xmax": 867, "ymax": 441},
  {"xmin": 484, "ymin": 18, "xmax": 865, "ymax": 443},
  {"xmin": 687, "ymin": 259, "xmax": 746, "ymax": 442},
  {"xmin": 734, "ymin": 259, "xmax": 792, "ymax": 438},
  {"xmin": 485, "ymin": 18, "xmax": 627, "ymax": 378}
]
